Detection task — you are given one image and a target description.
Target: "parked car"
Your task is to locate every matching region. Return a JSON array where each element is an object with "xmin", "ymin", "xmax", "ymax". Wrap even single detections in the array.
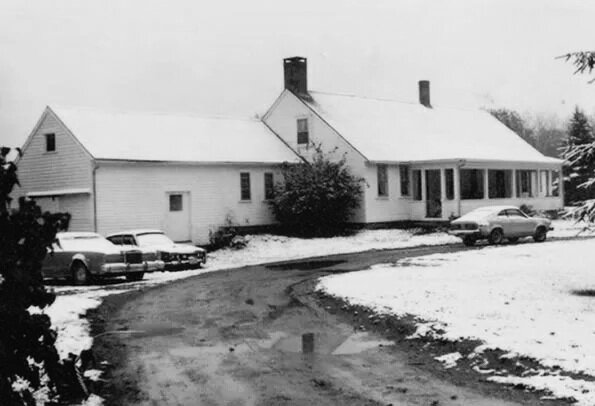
[
  {"xmin": 449, "ymin": 206, "xmax": 553, "ymax": 246},
  {"xmin": 106, "ymin": 229, "xmax": 207, "ymax": 271},
  {"xmin": 43, "ymin": 232, "xmax": 165, "ymax": 285}
]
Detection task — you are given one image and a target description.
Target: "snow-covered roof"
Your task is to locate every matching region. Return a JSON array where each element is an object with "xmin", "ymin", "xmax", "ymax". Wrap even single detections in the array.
[
  {"xmin": 302, "ymin": 91, "xmax": 562, "ymax": 164},
  {"xmin": 107, "ymin": 229, "xmax": 165, "ymax": 237},
  {"xmin": 49, "ymin": 106, "xmax": 299, "ymax": 164}
]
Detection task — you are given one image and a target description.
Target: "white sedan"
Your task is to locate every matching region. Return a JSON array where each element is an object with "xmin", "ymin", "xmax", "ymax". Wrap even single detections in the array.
[
  {"xmin": 106, "ymin": 229, "xmax": 207, "ymax": 271},
  {"xmin": 449, "ymin": 206, "xmax": 553, "ymax": 246}
]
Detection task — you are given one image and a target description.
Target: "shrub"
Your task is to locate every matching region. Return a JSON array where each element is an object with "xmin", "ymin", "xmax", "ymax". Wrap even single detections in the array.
[
  {"xmin": 0, "ymin": 147, "xmax": 71, "ymax": 404},
  {"xmin": 268, "ymin": 147, "xmax": 364, "ymax": 237}
]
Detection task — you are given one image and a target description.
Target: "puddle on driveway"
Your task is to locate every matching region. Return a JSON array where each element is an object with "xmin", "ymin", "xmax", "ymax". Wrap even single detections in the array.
[
  {"xmin": 273, "ymin": 331, "xmax": 393, "ymax": 355},
  {"xmin": 167, "ymin": 331, "xmax": 393, "ymax": 358}
]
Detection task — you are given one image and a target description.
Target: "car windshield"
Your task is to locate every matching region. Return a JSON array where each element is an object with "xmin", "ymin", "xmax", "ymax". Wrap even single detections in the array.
[
  {"xmin": 136, "ymin": 233, "xmax": 173, "ymax": 247},
  {"xmin": 58, "ymin": 236, "xmax": 115, "ymax": 251}
]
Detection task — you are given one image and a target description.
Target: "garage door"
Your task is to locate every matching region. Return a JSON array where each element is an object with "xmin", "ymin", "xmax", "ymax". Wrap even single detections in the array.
[{"xmin": 31, "ymin": 194, "xmax": 92, "ymax": 231}]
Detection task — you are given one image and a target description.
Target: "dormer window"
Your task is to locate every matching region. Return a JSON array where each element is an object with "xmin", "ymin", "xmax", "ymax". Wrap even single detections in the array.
[
  {"xmin": 297, "ymin": 118, "xmax": 309, "ymax": 145},
  {"xmin": 45, "ymin": 133, "xmax": 56, "ymax": 152}
]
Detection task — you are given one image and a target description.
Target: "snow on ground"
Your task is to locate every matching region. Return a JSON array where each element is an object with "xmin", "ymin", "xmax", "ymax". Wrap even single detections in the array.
[
  {"xmin": 317, "ymin": 238, "xmax": 595, "ymax": 405},
  {"xmin": 39, "ymin": 220, "xmax": 595, "ymax": 405}
]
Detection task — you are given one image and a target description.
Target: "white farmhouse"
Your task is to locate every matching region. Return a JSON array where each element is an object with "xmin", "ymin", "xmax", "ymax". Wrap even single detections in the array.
[
  {"xmin": 264, "ymin": 57, "xmax": 563, "ymax": 224},
  {"xmin": 15, "ymin": 57, "xmax": 563, "ymax": 244}
]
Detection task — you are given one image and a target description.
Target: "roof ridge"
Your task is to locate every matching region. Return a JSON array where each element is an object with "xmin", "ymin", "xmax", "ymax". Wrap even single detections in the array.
[
  {"xmin": 49, "ymin": 104, "xmax": 261, "ymax": 122},
  {"xmin": 308, "ymin": 90, "xmax": 482, "ymax": 113}
]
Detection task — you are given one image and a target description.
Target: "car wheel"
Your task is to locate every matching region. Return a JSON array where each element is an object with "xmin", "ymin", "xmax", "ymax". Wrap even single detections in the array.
[
  {"xmin": 488, "ymin": 229, "xmax": 504, "ymax": 245},
  {"xmin": 462, "ymin": 236, "xmax": 476, "ymax": 247},
  {"xmin": 126, "ymin": 272, "xmax": 144, "ymax": 282},
  {"xmin": 72, "ymin": 262, "xmax": 90, "ymax": 285},
  {"xmin": 533, "ymin": 227, "xmax": 547, "ymax": 242},
  {"xmin": 508, "ymin": 237, "xmax": 519, "ymax": 243}
]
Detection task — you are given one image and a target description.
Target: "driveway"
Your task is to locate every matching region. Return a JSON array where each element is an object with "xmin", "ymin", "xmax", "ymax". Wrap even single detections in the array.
[{"xmin": 91, "ymin": 244, "xmax": 564, "ymax": 405}]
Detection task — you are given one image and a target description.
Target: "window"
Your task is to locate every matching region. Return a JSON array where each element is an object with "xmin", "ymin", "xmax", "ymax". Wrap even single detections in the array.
[
  {"xmin": 488, "ymin": 170, "xmax": 512, "ymax": 198},
  {"xmin": 399, "ymin": 165, "xmax": 410, "ymax": 196},
  {"xmin": 264, "ymin": 172, "xmax": 274, "ymax": 200},
  {"xmin": 169, "ymin": 194, "xmax": 183, "ymax": 211},
  {"xmin": 122, "ymin": 235, "xmax": 136, "ymax": 245},
  {"xmin": 551, "ymin": 170, "xmax": 560, "ymax": 197},
  {"xmin": 377, "ymin": 164, "xmax": 388, "ymax": 197},
  {"xmin": 505, "ymin": 208, "xmax": 526, "ymax": 218},
  {"xmin": 297, "ymin": 118, "xmax": 309, "ymax": 145},
  {"xmin": 445, "ymin": 169, "xmax": 454, "ymax": 200},
  {"xmin": 240, "ymin": 172, "xmax": 251, "ymax": 201},
  {"xmin": 45, "ymin": 133, "xmax": 56, "ymax": 152},
  {"xmin": 412, "ymin": 170, "xmax": 422, "ymax": 201},
  {"xmin": 460, "ymin": 169, "xmax": 484, "ymax": 199},
  {"xmin": 516, "ymin": 170, "xmax": 537, "ymax": 198},
  {"xmin": 108, "ymin": 235, "xmax": 123, "ymax": 245}
]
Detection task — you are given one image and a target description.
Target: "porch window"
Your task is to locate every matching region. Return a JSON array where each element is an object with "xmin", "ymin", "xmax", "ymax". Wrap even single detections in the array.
[
  {"xmin": 412, "ymin": 170, "xmax": 422, "ymax": 201},
  {"xmin": 399, "ymin": 165, "xmax": 410, "ymax": 196},
  {"xmin": 445, "ymin": 169, "xmax": 454, "ymax": 200},
  {"xmin": 551, "ymin": 170, "xmax": 560, "ymax": 197},
  {"xmin": 488, "ymin": 170, "xmax": 512, "ymax": 198},
  {"xmin": 460, "ymin": 169, "xmax": 484, "ymax": 199},
  {"xmin": 516, "ymin": 170, "xmax": 537, "ymax": 198}
]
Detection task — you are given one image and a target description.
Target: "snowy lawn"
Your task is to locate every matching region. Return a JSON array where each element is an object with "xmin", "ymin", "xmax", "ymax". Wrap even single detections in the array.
[{"xmin": 317, "ymin": 237, "xmax": 595, "ymax": 405}]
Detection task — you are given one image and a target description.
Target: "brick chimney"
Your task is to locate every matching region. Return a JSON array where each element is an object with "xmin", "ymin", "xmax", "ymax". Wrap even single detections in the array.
[
  {"xmin": 284, "ymin": 57, "xmax": 308, "ymax": 95},
  {"xmin": 418, "ymin": 80, "xmax": 431, "ymax": 108}
]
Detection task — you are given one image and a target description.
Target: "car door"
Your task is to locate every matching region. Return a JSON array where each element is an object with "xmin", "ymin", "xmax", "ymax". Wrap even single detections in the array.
[
  {"xmin": 42, "ymin": 242, "xmax": 67, "ymax": 279},
  {"xmin": 506, "ymin": 209, "xmax": 534, "ymax": 236},
  {"xmin": 495, "ymin": 210, "xmax": 511, "ymax": 235}
]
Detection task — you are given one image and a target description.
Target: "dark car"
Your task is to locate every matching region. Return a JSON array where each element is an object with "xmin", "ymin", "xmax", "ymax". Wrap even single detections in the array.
[
  {"xmin": 42, "ymin": 232, "xmax": 165, "ymax": 285},
  {"xmin": 106, "ymin": 229, "xmax": 207, "ymax": 271}
]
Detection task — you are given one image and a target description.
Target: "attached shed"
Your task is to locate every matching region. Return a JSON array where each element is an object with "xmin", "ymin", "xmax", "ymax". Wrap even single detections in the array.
[{"xmin": 16, "ymin": 106, "xmax": 300, "ymax": 244}]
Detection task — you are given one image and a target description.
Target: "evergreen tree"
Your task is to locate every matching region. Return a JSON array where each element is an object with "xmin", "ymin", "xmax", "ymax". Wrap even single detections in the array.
[
  {"xmin": 0, "ymin": 147, "xmax": 73, "ymax": 404},
  {"xmin": 562, "ymin": 108, "xmax": 595, "ymax": 203}
]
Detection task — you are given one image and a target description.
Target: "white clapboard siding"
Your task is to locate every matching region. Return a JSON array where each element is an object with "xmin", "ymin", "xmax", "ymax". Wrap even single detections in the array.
[
  {"xmin": 95, "ymin": 162, "xmax": 281, "ymax": 244},
  {"xmin": 15, "ymin": 109, "xmax": 94, "ymax": 231},
  {"xmin": 263, "ymin": 90, "xmax": 367, "ymax": 223}
]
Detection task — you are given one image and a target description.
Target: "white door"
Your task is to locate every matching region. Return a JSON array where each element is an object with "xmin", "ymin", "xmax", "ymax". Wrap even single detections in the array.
[{"xmin": 164, "ymin": 192, "xmax": 191, "ymax": 242}]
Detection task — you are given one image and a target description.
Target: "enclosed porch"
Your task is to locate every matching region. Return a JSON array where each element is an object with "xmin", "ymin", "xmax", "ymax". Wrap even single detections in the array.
[{"xmin": 406, "ymin": 160, "xmax": 564, "ymax": 221}]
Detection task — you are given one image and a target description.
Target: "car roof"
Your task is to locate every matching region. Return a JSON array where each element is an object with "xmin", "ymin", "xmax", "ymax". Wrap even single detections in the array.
[
  {"xmin": 106, "ymin": 229, "xmax": 166, "ymax": 238},
  {"xmin": 471, "ymin": 205, "xmax": 519, "ymax": 212},
  {"xmin": 57, "ymin": 232, "xmax": 103, "ymax": 239}
]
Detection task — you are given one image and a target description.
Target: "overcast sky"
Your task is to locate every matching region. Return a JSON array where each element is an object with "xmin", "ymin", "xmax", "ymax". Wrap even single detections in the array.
[{"xmin": 1, "ymin": 0, "xmax": 594, "ymax": 147}]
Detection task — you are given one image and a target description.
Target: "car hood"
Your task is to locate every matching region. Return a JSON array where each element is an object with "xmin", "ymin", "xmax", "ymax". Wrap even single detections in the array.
[{"xmin": 148, "ymin": 243, "xmax": 204, "ymax": 254}]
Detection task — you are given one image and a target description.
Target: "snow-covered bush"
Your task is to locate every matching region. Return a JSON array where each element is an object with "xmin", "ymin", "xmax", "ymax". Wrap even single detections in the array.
[
  {"xmin": 268, "ymin": 146, "xmax": 364, "ymax": 237},
  {"xmin": 0, "ymin": 147, "xmax": 72, "ymax": 404}
]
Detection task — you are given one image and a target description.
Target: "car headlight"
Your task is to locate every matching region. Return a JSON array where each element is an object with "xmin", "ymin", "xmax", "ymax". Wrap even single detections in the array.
[{"xmin": 478, "ymin": 221, "xmax": 489, "ymax": 227}]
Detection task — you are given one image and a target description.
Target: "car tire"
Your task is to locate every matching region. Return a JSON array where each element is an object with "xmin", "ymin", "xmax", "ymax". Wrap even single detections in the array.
[
  {"xmin": 508, "ymin": 237, "xmax": 519, "ymax": 243},
  {"xmin": 533, "ymin": 227, "xmax": 547, "ymax": 243},
  {"xmin": 462, "ymin": 236, "xmax": 476, "ymax": 247},
  {"xmin": 488, "ymin": 229, "xmax": 504, "ymax": 245},
  {"xmin": 72, "ymin": 262, "xmax": 90, "ymax": 286},
  {"xmin": 126, "ymin": 272, "xmax": 144, "ymax": 282}
]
